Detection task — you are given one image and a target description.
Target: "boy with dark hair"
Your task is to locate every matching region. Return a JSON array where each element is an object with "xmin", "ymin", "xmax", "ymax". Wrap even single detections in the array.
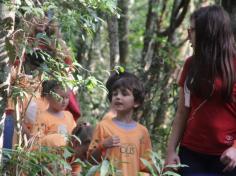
[
  {"xmin": 102, "ymin": 71, "xmax": 138, "ymax": 120},
  {"xmin": 88, "ymin": 71, "xmax": 152, "ymax": 176}
]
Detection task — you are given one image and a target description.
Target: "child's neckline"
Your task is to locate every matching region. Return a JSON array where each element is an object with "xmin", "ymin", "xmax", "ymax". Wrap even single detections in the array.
[
  {"xmin": 112, "ymin": 118, "xmax": 137, "ymax": 131},
  {"xmin": 113, "ymin": 116, "xmax": 134, "ymax": 123},
  {"xmin": 47, "ymin": 109, "xmax": 64, "ymax": 118}
]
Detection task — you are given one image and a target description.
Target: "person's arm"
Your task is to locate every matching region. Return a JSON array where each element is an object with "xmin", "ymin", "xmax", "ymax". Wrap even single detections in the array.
[
  {"xmin": 220, "ymin": 145, "xmax": 236, "ymax": 172},
  {"xmin": 220, "ymin": 84, "xmax": 236, "ymax": 172},
  {"xmin": 165, "ymin": 87, "xmax": 190, "ymax": 165},
  {"xmin": 88, "ymin": 135, "xmax": 120, "ymax": 164}
]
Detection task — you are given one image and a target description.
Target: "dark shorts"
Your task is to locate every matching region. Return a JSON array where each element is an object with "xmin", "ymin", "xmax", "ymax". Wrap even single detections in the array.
[{"xmin": 179, "ymin": 146, "xmax": 236, "ymax": 176}]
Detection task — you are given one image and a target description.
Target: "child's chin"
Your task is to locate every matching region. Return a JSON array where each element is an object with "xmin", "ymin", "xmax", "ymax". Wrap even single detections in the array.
[{"xmin": 60, "ymin": 105, "xmax": 67, "ymax": 110}]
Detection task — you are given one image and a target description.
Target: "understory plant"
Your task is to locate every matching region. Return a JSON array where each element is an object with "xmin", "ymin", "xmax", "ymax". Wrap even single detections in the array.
[{"xmin": 141, "ymin": 151, "xmax": 188, "ymax": 176}]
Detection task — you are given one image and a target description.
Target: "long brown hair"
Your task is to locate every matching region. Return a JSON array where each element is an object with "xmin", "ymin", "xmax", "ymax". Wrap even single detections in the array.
[{"xmin": 187, "ymin": 5, "xmax": 236, "ymax": 101}]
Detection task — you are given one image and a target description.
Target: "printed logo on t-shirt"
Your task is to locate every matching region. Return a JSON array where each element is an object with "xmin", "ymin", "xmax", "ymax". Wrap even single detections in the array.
[
  {"xmin": 58, "ymin": 124, "xmax": 67, "ymax": 135},
  {"xmin": 120, "ymin": 143, "xmax": 136, "ymax": 156},
  {"xmin": 224, "ymin": 135, "xmax": 233, "ymax": 145}
]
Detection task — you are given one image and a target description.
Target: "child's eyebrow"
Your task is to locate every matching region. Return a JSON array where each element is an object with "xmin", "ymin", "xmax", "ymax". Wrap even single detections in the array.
[{"xmin": 121, "ymin": 87, "xmax": 132, "ymax": 92}]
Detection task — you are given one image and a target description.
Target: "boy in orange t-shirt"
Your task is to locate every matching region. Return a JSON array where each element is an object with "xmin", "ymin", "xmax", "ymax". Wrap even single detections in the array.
[{"xmin": 88, "ymin": 71, "xmax": 152, "ymax": 176}]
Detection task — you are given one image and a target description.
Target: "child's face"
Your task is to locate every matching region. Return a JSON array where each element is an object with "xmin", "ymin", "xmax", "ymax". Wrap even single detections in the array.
[
  {"xmin": 111, "ymin": 88, "xmax": 139, "ymax": 113},
  {"xmin": 47, "ymin": 87, "xmax": 69, "ymax": 112}
]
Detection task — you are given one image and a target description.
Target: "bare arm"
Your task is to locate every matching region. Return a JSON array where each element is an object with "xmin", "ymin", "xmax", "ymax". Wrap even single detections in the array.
[
  {"xmin": 166, "ymin": 87, "xmax": 190, "ymax": 165},
  {"xmin": 88, "ymin": 136, "xmax": 120, "ymax": 164}
]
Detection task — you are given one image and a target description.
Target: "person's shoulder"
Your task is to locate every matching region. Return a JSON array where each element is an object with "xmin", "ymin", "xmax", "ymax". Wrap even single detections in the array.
[
  {"xmin": 102, "ymin": 110, "xmax": 116, "ymax": 120},
  {"xmin": 184, "ymin": 56, "xmax": 193, "ymax": 65},
  {"xmin": 136, "ymin": 122, "xmax": 150, "ymax": 134},
  {"xmin": 37, "ymin": 110, "xmax": 49, "ymax": 117},
  {"xmin": 95, "ymin": 118, "xmax": 113, "ymax": 130},
  {"xmin": 63, "ymin": 110, "xmax": 74, "ymax": 120},
  {"xmin": 99, "ymin": 117, "xmax": 113, "ymax": 126}
]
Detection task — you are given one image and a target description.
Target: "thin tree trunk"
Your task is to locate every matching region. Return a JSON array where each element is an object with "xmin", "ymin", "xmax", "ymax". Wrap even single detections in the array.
[
  {"xmin": 118, "ymin": 0, "xmax": 130, "ymax": 65},
  {"xmin": 107, "ymin": 15, "xmax": 120, "ymax": 69},
  {"xmin": 0, "ymin": 1, "xmax": 15, "ymax": 151},
  {"xmin": 138, "ymin": 0, "xmax": 190, "ymax": 133},
  {"xmin": 141, "ymin": 0, "xmax": 157, "ymax": 69}
]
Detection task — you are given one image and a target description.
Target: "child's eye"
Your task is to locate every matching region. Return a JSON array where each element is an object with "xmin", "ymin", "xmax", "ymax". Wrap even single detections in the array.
[
  {"xmin": 50, "ymin": 91, "xmax": 63, "ymax": 102},
  {"xmin": 121, "ymin": 90, "xmax": 130, "ymax": 96},
  {"xmin": 122, "ymin": 92, "xmax": 128, "ymax": 96},
  {"xmin": 112, "ymin": 91, "xmax": 118, "ymax": 96}
]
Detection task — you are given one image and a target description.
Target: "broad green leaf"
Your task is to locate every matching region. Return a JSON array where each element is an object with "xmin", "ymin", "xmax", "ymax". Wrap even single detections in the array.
[
  {"xmin": 63, "ymin": 148, "xmax": 73, "ymax": 159},
  {"xmin": 163, "ymin": 171, "xmax": 181, "ymax": 176},
  {"xmin": 140, "ymin": 158, "xmax": 157, "ymax": 176},
  {"xmin": 24, "ymin": 0, "xmax": 33, "ymax": 7},
  {"xmin": 86, "ymin": 165, "xmax": 100, "ymax": 176},
  {"xmin": 100, "ymin": 160, "xmax": 110, "ymax": 176}
]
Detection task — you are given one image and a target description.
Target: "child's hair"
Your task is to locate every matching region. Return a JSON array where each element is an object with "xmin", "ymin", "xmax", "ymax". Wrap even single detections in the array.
[
  {"xmin": 106, "ymin": 71, "xmax": 145, "ymax": 107},
  {"xmin": 187, "ymin": 5, "xmax": 236, "ymax": 101},
  {"xmin": 41, "ymin": 79, "xmax": 63, "ymax": 97},
  {"xmin": 72, "ymin": 122, "xmax": 93, "ymax": 145}
]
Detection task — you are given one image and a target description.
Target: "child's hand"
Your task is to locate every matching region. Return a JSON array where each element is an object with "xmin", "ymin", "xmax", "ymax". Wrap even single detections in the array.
[
  {"xmin": 164, "ymin": 151, "xmax": 181, "ymax": 171},
  {"xmin": 220, "ymin": 146, "xmax": 236, "ymax": 172},
  {"xmin": 102, "ymin": 135, "xmax": 120, "ymax": 149}
]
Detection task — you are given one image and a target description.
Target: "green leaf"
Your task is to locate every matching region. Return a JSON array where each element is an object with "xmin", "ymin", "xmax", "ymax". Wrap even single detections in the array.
[
  {"xmin": 86, "ymin": 165, "xmax": 100, "ymax": 176},
  {"xmin": 100, "ymin": 160, "xmax": 110, "ymax": 176},
  {"xmin": 165, "ymin": 164, "xmax": 188, "ymax": 169},
  {"xmin": 63, "ymin": 148, "xmax": 73, "ymax": 159},
  {"xmin": 42, "ymin": 166, "xmax": 54, "ymax": 176},
  {"xmin": 24, "ymin": 0, "xmax": 34, "ymax": 7},
  {"xmin": 140, "ymin": 158, "xmax": 157, "ymax": 176},
  {"xmin": 162, "ymin": 171, "xmax": 181, "ymax": 176}
]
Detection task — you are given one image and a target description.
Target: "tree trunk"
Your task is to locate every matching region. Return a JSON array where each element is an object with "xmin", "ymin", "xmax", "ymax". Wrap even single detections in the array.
[
  {"xmin": 141, "ymin": 0, "xmax": 157, "ymax": 69},
  {"xmin": 0, "ymin": 1, "xmax": 15, "ymax": 151},
  {"xmin": 138, "ymin": 0, "xmax": 190, "ymax": 133},
  {"xmin": 222, "ymin": 0, "xmax": 236, "ymax": 38},
  {"xmin": 118, "ymin": 0, "xmax": 130, "ymax": 66},
  {"xmin": 107, "ymin": 15, "xmax": 120, "ymax": 69}
]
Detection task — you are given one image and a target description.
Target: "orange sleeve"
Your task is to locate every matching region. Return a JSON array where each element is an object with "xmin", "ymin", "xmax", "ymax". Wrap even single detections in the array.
[{"xmin": 140, "ymin": 127, "xmax": 152, "ymax": 172}]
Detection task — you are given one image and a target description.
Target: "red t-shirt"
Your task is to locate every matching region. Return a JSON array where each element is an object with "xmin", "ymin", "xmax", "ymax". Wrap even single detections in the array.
[{"xmin": 179, "ymin": 57, "xmax": 236, "ymax": 155}]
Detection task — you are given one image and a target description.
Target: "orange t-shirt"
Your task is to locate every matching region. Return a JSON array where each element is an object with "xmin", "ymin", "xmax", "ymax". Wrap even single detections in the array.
[
  {"xmin": 88, "ymin": 118, "xmax": 152, "ymax": 176},
  {"xmin": 24, "ymin": 96, "xmax": 49, "ymax": 133},
  {"xmin": 31, "ymin": 110, "xmax": 76, "ymax": 147}
]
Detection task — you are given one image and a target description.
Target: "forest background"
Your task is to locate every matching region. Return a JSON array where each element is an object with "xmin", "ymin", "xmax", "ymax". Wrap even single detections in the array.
[{"xmin": 0, "ymin": 0, "xmax": 236, "ymax": 175}]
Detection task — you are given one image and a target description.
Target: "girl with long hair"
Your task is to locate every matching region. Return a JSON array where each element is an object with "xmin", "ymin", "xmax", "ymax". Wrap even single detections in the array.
[{"xmin": 166, "ymin": 5, "xmax": 236, "ymax": 176}]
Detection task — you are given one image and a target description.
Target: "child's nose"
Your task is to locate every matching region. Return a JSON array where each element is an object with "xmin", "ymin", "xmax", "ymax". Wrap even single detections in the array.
[{"xmin": 117, "ymin": 92, "xmax": 123, "ymax": 99}]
